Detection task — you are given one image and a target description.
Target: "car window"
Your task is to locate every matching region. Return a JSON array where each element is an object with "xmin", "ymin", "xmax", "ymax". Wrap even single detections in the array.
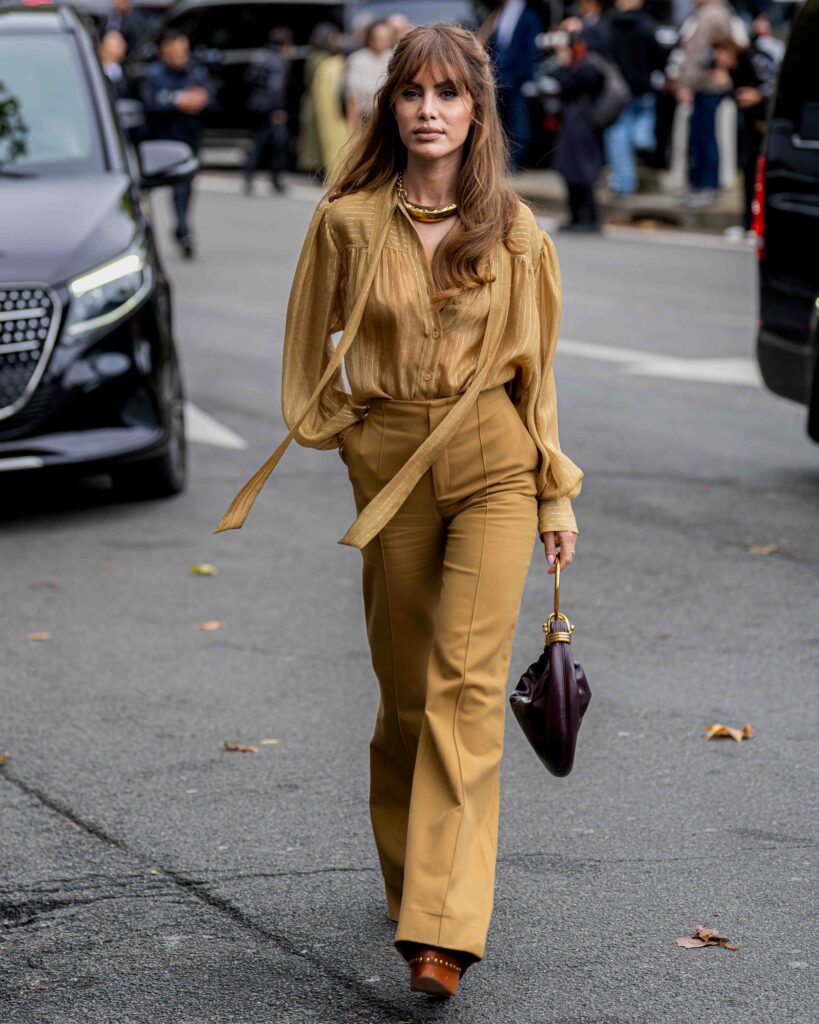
[
  {"xmin": 771, "ymin": 0, "xmax": 819, "ymax": 135},
  {"xmin": 0, "ymin": 34, "xmax": 105, "ymax": 176}
]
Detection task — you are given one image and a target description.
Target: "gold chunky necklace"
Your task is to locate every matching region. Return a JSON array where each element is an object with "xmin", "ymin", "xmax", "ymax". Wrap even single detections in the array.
[{"xmin": 396, "ymin": 171, "xmax": 458, "ymax": 222}]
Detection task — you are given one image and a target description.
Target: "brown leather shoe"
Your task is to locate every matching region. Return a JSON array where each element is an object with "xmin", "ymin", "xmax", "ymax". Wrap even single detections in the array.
[{"xmin": 408, "ymin": 946, "xmax": 462, "ymax": 997}]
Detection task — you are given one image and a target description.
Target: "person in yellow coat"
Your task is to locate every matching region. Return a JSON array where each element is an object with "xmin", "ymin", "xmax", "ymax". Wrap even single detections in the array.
[
  {"xmin": 298, "ymin": 23, "xmax": 350, "ymax": 176},
  {"xmin": 216, "ymin": 22, "xmax": 582, "ymax": 999}
]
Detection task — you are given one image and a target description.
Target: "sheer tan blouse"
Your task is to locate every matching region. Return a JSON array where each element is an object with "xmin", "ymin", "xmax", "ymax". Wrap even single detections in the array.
[{"xmin": 279, "ymin": 185, "xmax": 583, "ymax": 538}]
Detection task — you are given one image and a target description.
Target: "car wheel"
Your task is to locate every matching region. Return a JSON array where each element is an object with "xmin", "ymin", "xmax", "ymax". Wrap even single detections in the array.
[{"xmin": 112, "ymin": 361, "xmax": 187, "ymax": 498}]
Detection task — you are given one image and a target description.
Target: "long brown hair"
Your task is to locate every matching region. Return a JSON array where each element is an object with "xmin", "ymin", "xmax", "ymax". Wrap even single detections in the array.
[{"xmin": 325, "ymin": 23, "xmax": 523, "ymax": 304}]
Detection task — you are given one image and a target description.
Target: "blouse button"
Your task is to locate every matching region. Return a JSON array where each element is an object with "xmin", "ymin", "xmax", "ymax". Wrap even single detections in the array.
[
  {"xmin": 423, "ymin": 371, "xmax": 432, "ymax": 382},
  {"xmin": 432, "ymin": 329, "xmax": 440, "ymax": 338}
]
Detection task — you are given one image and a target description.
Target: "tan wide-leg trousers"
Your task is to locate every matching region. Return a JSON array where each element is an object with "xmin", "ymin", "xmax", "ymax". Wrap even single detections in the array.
[{"xmin": 341, "ymin": 384, "xmax": 539, "ymax": 966}]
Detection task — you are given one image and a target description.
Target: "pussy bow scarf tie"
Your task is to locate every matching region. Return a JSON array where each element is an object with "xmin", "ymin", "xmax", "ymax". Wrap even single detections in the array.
[{"xmin": 213, "ymin": 177, "xmax": 513, "ymax": 549}]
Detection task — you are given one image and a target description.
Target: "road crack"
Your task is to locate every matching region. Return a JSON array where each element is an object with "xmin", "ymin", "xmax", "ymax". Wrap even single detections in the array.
[{"xmin": 1, "ymin": 769, "xmax": 405, "ymax": 1017}]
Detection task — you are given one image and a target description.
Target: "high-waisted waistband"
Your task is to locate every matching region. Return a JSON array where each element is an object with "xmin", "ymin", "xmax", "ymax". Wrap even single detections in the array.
[{"xmin": 365, "ymin": 383, "xmax": 510, "ymax": 419}]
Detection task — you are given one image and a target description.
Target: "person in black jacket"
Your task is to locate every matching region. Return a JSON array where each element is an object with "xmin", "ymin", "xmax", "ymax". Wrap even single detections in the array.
[
  {"xmin": 577, "ymin": 0, "xmax": 614, "ymax": 56},
  {"xmin": 604, "ymin": 0, "xmax": 664, "ymax": 196},
  {"xmin": 140, "ymin": 30, "xmax": 214, "ymax": 258},
  {"xmin": 243, "ymin": 27, "xmax": 294, "ymax": 195},
  {"xmin": 552, "ymin": 29, "xmax": 606, "ymax": 232},
  {"xmin": 104, "ymin": 0, "xmax": 151, "ymax": 53}
]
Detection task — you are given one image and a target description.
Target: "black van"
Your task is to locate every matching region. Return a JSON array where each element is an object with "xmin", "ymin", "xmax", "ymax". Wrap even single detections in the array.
[{"xmin": 755, "ymin": 0, "xmax": 819, "ymax": 442}]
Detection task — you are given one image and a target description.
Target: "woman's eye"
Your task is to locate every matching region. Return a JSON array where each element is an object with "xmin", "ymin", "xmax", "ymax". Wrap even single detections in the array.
[
  {"xmin": 402, "ymin": 88, "xmax": 420, "ymax": 99},
  {"xmin": 440, "ymin": 89, "xmax": 458, "ymax": 99}
]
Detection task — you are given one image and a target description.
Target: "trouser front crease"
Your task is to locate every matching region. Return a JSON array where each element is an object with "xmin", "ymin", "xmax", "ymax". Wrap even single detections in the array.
[{"xmin": 342, "ymin": 385, "xmax": 539, "ymax": 967}]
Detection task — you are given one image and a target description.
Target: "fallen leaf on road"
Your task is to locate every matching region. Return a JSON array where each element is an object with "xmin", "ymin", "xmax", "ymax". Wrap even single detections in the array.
[
  {"xmin": 259, "ymin": 738, "xmax": 280, "ymax": 745},
  {"xmin": 194, "ymin": 620, "xmax": 223, "ymax": 631},
  {"xmin": 30, "ymin": 579, "xmax": 61, "ymax": 590},
  {"xmin": 0, "ymin": 753, "xmax": 9, "ymax": 765},
  {"xmin": 103, "ymin": 560, "xmax": 117, "ymax": 570},
  {"xmin": 705, "ymin": 723, "xmax": 755, "ymax": 743},
  {"xmin": 676, "ymin": 925, "xmax": 740, "ymax": 950},
  {"xmin": 748, "ymin": 544, "xmax": 780, "ymax": 555},
  {"xmin": 147, "ymin": 869, "xmax": 161, "ymax": 876},
  {"xmin": 190, "ymin": 564, "xmax": 218, "ymax": 576},
  {"xmin": 27, "ymin": 632, "xmax": 51, "ymax": 642},
  {"xmin": 224, "ymin": 741, "xmax": 258, "ymax": 754}
]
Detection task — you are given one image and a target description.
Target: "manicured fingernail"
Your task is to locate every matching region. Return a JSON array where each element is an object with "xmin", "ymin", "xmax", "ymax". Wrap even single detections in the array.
[{"xmin": 547, "ymin": 554, "xmax": 555, "ymax": 565}]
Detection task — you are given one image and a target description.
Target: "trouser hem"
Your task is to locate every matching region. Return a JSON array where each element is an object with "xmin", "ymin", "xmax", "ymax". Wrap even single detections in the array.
[{"xmin": 394, "ymin": 908, "xmax": 486, "ymax": 965}]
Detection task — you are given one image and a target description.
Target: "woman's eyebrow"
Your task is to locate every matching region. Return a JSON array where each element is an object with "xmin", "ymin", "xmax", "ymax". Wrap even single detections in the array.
[{"xmin": 403, "ymin": 79, "xmax": 458, "ymax": 89}]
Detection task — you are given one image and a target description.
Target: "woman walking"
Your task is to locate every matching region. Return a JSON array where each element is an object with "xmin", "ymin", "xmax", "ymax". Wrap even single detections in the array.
[{"xmin": 216, "ymin": 23, "xmax": 583, "ymax": 998}]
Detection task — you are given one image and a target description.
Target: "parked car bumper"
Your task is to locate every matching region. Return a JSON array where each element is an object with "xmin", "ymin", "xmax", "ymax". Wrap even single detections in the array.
[{"xmin": 0, "ymin": 290, "xmax": 178, "ymax": 475}]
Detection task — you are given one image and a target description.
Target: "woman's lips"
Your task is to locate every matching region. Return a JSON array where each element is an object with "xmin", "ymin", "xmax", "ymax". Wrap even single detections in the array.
[{"xmin": 413, "ymin": 129, "xmax": 445, "ymax": 141}]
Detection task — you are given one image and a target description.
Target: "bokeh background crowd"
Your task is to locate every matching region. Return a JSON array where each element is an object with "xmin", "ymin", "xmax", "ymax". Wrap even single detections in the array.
[{"xmin": 86, "ymin": 0, "xmax": 797, "ymax": 252}]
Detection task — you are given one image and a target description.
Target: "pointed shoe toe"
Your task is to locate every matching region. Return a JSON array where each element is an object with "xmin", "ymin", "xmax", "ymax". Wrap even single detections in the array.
[{"xmin": 408, "ymin": 947, "xmax": 462, "ymax": 998}]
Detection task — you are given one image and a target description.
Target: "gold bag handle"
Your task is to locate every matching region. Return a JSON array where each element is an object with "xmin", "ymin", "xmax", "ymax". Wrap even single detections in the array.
[{"xmin": 544, "ymin": 558, "xmax": 574, "ymax": 645}]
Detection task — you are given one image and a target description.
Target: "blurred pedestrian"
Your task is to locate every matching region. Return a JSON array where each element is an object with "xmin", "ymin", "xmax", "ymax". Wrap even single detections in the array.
[
  {"xmin": 344, "ymin": 19, "xmax": 393, "ymax": 126},
  {"xmin": 710, "ymin": 32, "xmax": 779, "ymax": 229},
  {"xmin": 749, "ymin": 11, "xmax": 784, "ymax": 64},
  {"xmin": 243, "ymin": 26, "xmax": 294, "ymax": 195},
  {"xmin": 104, "ymin": 0, "xmax": 149, "ymax": 52},
  {"xmin": 604, "ymin": 0, "xmax": 664, "ymax": 196},
  {"xmin": 312, "ymin": 27, "xmax": 350, "ymax": 175},
  {"xmin": 552, "ymin": 29, "xmax": 606, "ymax": 231},
  {"xmin": 386, "ymin": 12, "xmax": 413, "ymax": 43},
  {"xmin": 98, "ymin": 30, "xmax": 129, "ymax": 99},
  {"xmin": 298, "ymin": 23, "xmax": 333, "ymax": 174},
  {"xmin": 484, "ymin": 0, "xmax": 544, "ymax": 169},
  {"xmin": 140, "ymin": 29, "xmax": 213, "ymax": 258},
  {"xmin": 674, "ymin": 0, "xmax": 736, "ymax": 206},
  {"xmin": 577, "ymin": 0, "xmax": 614, "ymax": 56}
]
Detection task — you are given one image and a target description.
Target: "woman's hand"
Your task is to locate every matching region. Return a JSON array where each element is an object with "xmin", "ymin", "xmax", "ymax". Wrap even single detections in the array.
[{"xmin": 541, "ymin": 530, "xmax": 578, "ymax": 574}]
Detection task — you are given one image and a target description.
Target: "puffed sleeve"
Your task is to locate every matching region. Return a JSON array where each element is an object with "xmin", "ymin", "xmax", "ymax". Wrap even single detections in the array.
[
  {"xmin": 280, "ymin": 203, "xmax": 367, "ymax": 450},
  {"xmin": 530, "ymin": 229, "xmax": 584, "ymax": 536}
]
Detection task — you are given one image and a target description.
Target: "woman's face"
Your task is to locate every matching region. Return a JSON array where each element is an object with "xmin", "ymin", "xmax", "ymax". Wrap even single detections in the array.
[{"xmin": 394, "ymin": 64, "xmax": 475, "ymax": 164}]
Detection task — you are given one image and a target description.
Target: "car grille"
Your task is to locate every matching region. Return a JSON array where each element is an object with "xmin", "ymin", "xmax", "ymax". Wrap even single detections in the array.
[{"xmin": 0, "ymin": 285, "xmax": 60, "ymax": 420}]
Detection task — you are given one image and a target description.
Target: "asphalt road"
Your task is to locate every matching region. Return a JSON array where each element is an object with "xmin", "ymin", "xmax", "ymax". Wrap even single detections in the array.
[{"xmin": 1, "ymin": 176, "xmax": 817, "ymax": 1024}]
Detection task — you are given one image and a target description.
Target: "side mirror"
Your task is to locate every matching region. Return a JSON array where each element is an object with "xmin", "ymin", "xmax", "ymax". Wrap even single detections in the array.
[
  {"xmin": 137, "ymin": 140, "xmax": 199, "ymax": 189},
  {"xmin": 115, "ymin": 98, "xmax": 145, "ymax": 132}
]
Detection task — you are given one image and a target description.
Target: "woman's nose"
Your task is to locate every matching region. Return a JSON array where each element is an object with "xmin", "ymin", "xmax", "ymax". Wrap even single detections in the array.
[{"xmin": 419, "ymin": 91, "xmax": 438, "ymax": 119}]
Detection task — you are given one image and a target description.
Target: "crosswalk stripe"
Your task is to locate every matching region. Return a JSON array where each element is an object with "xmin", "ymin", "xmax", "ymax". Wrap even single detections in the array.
[
  {"xmin": 557, "ymin": 338, "xmax": 761, "ymax": 387},
  {"xmin": 184, "ymin": 402, "xmax": 248, "ymax": 450}
]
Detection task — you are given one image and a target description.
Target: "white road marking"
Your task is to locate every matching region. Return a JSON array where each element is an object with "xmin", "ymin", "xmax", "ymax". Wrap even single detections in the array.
[
  {"xmin": 184, "ymin": 402, "xmax": 248, "ymax": 450},
  {"xmin": 557, "ymin": 338, "xmax": 761, "ymax": 387}
]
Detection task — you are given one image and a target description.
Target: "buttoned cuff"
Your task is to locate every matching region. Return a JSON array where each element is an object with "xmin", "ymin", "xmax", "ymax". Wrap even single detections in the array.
[{"xmin": 538, "ymin": 498, "xmax": 578, "ymax": 537}]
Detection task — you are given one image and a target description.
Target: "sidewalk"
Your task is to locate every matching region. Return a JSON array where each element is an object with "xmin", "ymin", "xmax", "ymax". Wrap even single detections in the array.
[{"xmin": 512, "ymin": 168, "xmax": 745, "ymax": 234}]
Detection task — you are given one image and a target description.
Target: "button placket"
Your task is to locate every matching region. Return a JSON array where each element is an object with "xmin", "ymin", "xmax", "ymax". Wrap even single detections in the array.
[{"xmin": 396, "ymin": 206, "xmax": 444, "ymax": 398}]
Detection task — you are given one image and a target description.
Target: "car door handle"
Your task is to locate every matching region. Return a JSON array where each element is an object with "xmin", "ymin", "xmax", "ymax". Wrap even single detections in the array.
[{"xmin": 791, "ymin": 134, "xmax": 819, "ymax": 150}]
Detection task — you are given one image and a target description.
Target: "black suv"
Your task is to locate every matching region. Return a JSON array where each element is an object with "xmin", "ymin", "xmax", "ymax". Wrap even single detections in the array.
[
  {"xmin": 0, "ymin": 1, "xmax": 196, "ymax": 494},
  {"xmin": 755, "ymin": 0, "xmax": 819, "ymax": 442}
]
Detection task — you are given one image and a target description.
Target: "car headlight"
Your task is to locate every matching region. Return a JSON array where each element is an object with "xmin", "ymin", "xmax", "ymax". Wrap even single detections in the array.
[{"xmin": 65, "ymin": 241, "xmax": 153, "ymax": 339}]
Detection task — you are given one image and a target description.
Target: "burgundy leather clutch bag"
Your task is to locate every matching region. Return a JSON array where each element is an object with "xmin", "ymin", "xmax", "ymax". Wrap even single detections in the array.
[{"xmin": 509, "ymin": 560, "xmax": 591, "ymax": 777}]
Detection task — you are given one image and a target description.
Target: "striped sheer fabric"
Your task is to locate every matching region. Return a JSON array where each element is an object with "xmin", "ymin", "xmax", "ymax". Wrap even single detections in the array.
[{"xmin": 280, "ymin": 187, "xmax": 583, "ymax": 536}]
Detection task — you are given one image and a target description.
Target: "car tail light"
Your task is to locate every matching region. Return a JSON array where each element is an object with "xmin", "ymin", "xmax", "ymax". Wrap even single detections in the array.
[{"xmin": 751, "ymin": 154, "xmax": 766, "ymax": 260}]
